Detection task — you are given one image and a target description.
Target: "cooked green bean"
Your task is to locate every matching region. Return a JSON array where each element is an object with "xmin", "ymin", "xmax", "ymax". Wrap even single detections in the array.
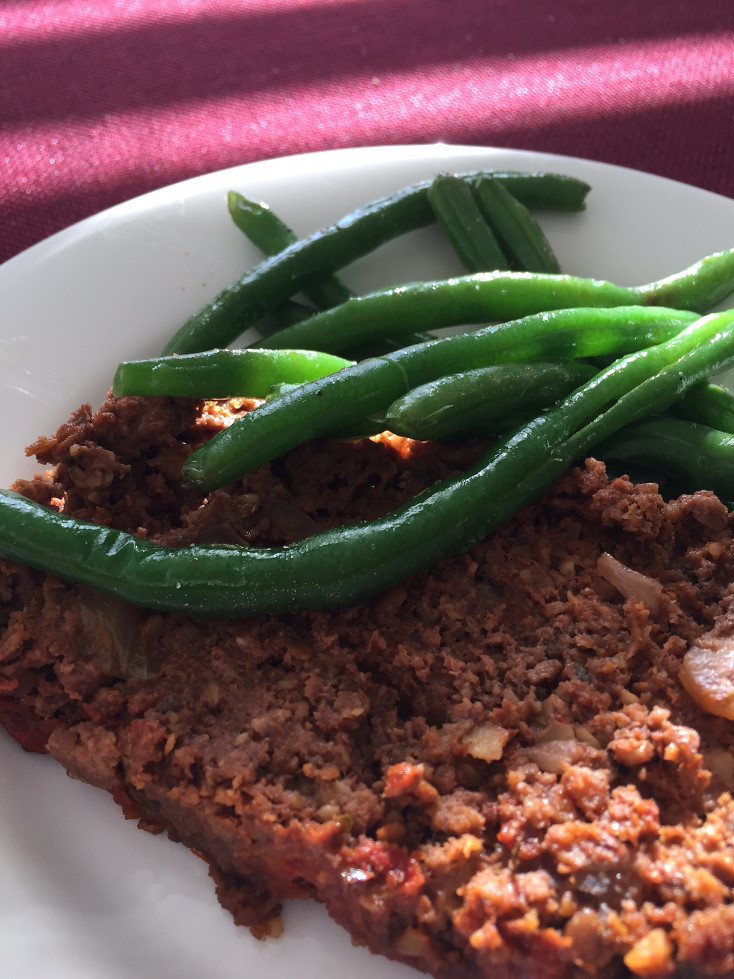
[
  {"xmin": 183, "ymin": 306, "xmax": 699, "ymax": 491},
  {"xmin": 265, "ymin": 381, "xmax": 302, "ymax": 401},
  {"xmin": 227, "ymin": 191, "xmax": 353, "ymax": 310},
  {"xmin": 256, "ymin": 299, "xmax": 315, "ymax": 331},
  {"xmin": 254, "ymin": 250, "xmax": 734, "ymax": 355},
  {"xmin": 228, "ymin": 190, "xmax": 431, "ymax": 352},
  {"xmin": 427, "ymin": 174, "xmax": 509, "ymax": 272},
  {"xmin": 162, "ymin": 171, "xmax": 591, "ymax": 355},
  {"xmin": 3, "ymin": 308, "xmax": 734, "ymax": 619},
  {"xmin": 341, "ymin": 332, "xmax": 432, "ymax": 361},
  {"xmin": 255, "ymin": 272, "xmax": 633, "ymax": 353},
  {"xmin": 473, "ymin": 176, "xmax": 561, "ymax": 273},
  {"xmin": 113, "ymin": 348, "xmax": 352, "ymax": 400},
  {"xmin": 641, "ymin": 249, "xmax": 734, "ymax": 311},
  {"xmin": 381, "ymin": 362, "xmax": 596, "ymax": 441},
  {"xmin": 665, "ymin": 381, "xmax": 734, "ymax": 434},
  {"xmin": 596, "ymin": 416, "xmax": 734, "ymax": 501}
]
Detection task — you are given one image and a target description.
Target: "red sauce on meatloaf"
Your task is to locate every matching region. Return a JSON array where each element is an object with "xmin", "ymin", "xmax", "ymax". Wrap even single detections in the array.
[{"xmin": 3, "ymin": 393, "xmax": 734, "ymax": 978}]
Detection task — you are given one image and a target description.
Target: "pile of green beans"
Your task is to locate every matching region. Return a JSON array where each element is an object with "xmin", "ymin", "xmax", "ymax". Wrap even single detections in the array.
[
  {"xmin": 4, "ymin": 169, "xmax": 734, "ymax": 622},
  {"xmin": 115, "ymin": 304, "xmax": 703, "ymax": 488},
  {"xmin": 426, "ymin": 174, "xmax": 511, "ymax": 273},
  {"xmin": 163, "ymin": 170, "xmax": 590, "ymax": 355},
  {"xmin": 3, "ymin": 307, "xmax": 734, "ymax": 618},
  {"xmin": 179, "ymin": 305, "xmax": 701, "ymax": 491},
  {"xmin": 253, "ymin": 249, "xmax": 734, "ymax": 354}
]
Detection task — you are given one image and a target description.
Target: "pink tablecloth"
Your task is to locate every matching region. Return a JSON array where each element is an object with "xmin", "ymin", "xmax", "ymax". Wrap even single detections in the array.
[{"xmin": 2, "ymin": 0, "xmax": 733, "ymax": 265}]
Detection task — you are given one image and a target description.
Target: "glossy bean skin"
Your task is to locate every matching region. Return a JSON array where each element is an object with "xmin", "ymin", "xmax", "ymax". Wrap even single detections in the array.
[
  {"xmin": 113, "ymin": 348, "xmax": 352, "ymax": 399},
  {"xmin": 3, "ymin": 308, "xmax": 734, "ymax": 619},
  {"xmin": 597, "ymin": 416, "xmax": 734, "ymax": 502},
  {"xmin": 162, "ymin": 171, "xmax": 591, "ymax": 355},
  {"xmin": 639, "ymin": 249, "xmax": 734, "ymax": 311},
  {"xmin": 381, "ymin": 361, "xmax": 596, "ymax": 441},
  {"xmin": 427, "ymin": 174, "xmax": 509, "ymax": 272},
  {"xmin": 183, "ymin": 305, "xmax": 699, "ymax": 492},
  {"xmin": 666, "ymin": 381, "xmax": 734, "ymax": 434},
  {"xmin": 473, "ymin": 175, "xmax": 561, "ymax": 273},
  {"xmin": 227, "ymin": 190, "xmax": 353, "ymax": 310},
  {"xmin": 256, "ymin": 250, "xmax": 734, "ymax": 355},
  {"xmin": 255, "ymin": 272, "xmax": 640, "ymax": 354}
]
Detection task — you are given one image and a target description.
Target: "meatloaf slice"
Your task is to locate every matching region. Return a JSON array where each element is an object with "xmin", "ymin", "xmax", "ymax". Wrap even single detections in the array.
[{"xmin": 3, "ymin": 393, "xmax": 734, "ymax": 978}]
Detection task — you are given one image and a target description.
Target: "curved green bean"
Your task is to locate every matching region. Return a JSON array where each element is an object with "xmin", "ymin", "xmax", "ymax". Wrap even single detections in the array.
[
  {"xmin": 228, "ymin": 190, "xmax": 353, "ymax": 310},
  {"xmin": 596, "ymin": 416, "xmax": 734, "ymax": 502},
  {"xmin": 665, "ymin": 381, "xmax": 734, "ymax": 434},
  {"xmin": 183, "ymin": 305, "xmax": 699, "ymax": 491},
  {"xmin": 162, "ymin": 171, "xmax": 591, "ymax": 355},
  {"xmin": 3, "ymin": 308, "xmax": 734, "ymax": 619},
  {"xmin": 255, "ymin": 251, "xmax": 734, "ymax": 355},
  {"xmin": 640, "ymin": 249, "xmax": 734, "ymax": 311},
  {"xmin": 228, "ymin": 191, "xmax": 431, "ymax": 353},
  {"xmin": 381, "ymin": 361, "xmax": 596, "ymax": 441}
]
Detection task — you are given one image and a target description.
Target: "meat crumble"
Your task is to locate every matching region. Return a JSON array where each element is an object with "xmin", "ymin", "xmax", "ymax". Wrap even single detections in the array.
[{"xmin": 3, "ymin": 393, "xmax": 734, "ymax": 978}]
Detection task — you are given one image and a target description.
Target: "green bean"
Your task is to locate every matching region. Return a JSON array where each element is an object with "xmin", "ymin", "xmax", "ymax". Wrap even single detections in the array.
[
  {"xmin": 113, "ymin": 348, "xmax": 352, "ymax": 400},
  {"xmin": 665, "ymin": 381, "xmax": 734, "ymax": 434},
  {"xmin": 596, "ymin": 416, "xmax": 734, "ymax": 502},
  {"xmin": 3, "ymin": 308, "xmax": 734, "ymax": 619},
  {"xmin": 254, "ymin": 249, "xmax": 734, "ymax": 355},
  {"xmin": 547, "ymin": 309, "xmax": 734, "ymax": 470},
  {"xmin": 473, "ymin": 176, "xmax": 561, "ymax": 273},
  {"xmin": 265, "ymin": 381, "xmax": 302, "ymax": 401},
  {"xmin": 183, "ymin": 306, "xmax": 699, "ymax": 491},
  {"xmin": 227, "ymin": 191, "xmax": 353, "ymax": 310},
  {"xmin": 381, "ymin": 362, "xmax": 597, "ymax": 441},
  {"xmin": 242, "ymin": 298, "xmax": 319, "ymax": 344},
  {"xmin": 427, "ymin": 174, "xmax": 509, "ymax": 272},
  {"xmin": 341, "ymin": 332, "xmax": 432, "ymax": 361},
  {"xmin": 483, "ymin": 172, "xmax": 591, "ymax": 211},
  {"xmin": 228, "ymin": 190, "xmax": 432, "ymax": 352},
  {"xmin": 162, "ymin": 171, "xmax": 591, "ymax": 355},
  {"xmin": 640, "ymin": 249, "xmax": 734, "ymax": 311},
  {"xmin": 254, "ymin": 272, "xmax": 633, "ymax": 353}
]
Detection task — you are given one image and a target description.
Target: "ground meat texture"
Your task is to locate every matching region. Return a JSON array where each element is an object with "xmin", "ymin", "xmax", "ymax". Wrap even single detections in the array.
[{"xmin": 3, "ymin": 393, "xmax": 734, "ymax": 978}]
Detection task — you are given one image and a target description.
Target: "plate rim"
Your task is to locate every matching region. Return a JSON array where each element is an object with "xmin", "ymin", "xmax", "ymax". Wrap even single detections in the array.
[{"xmin": 3, "ymin": 141, "xmax": 733, "ymax": 277}]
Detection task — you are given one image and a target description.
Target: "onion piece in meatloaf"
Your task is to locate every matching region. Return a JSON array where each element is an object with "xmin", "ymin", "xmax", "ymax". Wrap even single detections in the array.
[{"xmin": 3, "ymin": 393, "xmax": 734, "ymax": 979}]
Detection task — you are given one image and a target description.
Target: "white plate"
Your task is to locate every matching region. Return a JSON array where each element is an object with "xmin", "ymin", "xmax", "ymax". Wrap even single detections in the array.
[{"xmin": 1, "ymin": 144, "xmax": 734, "ymax": 978}]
